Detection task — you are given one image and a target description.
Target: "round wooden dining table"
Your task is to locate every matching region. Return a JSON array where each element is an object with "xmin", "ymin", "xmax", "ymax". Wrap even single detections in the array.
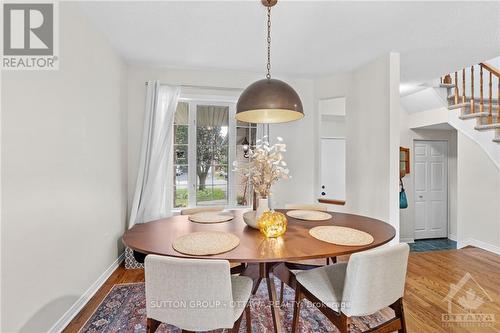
[{"xmin": 123, "ymin": 209, "xmax": 395, "ymax": 333}]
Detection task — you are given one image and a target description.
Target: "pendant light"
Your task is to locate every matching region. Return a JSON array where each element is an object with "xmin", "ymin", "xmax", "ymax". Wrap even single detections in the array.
[{"xmin": 236, "ymin": 0, "xmax": 304, "ymax": 124}]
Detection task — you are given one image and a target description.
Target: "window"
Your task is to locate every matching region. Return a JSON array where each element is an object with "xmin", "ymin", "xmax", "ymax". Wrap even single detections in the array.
[
  {"xmin": 173, "ymin": 102, "xmax": 189, "ymax": 208},
  {"xmin": 173, "ymin": 98, "xmax": 257, "ymax": 208},
  {"xmin": 235, "ymin": 120, "xmax": 257, "ymax": 206}
]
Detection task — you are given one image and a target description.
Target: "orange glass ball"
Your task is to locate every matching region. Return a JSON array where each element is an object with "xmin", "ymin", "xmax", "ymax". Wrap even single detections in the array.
[{"xmin": 257, "ymin": 211, "xmax": 287, "ymax": 238}]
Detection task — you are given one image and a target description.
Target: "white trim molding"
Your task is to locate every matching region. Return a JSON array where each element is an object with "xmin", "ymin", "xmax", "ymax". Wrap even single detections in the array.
[
  {"xmin": 458, "ymin": 239, "xmax": 500, "ymax": 255},
  {"xmin": 48, "ymin": 253, "xmax": 125, "ymax": 333},
  {"xmin": 399, "ymin": 238, "xmax": 415, "ymax": 243}
]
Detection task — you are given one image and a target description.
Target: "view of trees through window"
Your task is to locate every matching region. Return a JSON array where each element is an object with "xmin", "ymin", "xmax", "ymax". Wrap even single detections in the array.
[
  {"xmin": 195, "ymin": 105, "xmax": 229, "ymax": 205},
  {"xmin": 173, "ymin": 100, "xmax": 256, "ymax": 208}
]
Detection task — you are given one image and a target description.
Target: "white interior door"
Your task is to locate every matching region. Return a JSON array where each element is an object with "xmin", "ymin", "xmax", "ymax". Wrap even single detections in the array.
[
  {"xmin": 320, "ymin": 138, "xmax": 346, "ymax": 201},
  {"xmin": 414, "ymin": 140, "xmax": 448, "ymax": 239}
]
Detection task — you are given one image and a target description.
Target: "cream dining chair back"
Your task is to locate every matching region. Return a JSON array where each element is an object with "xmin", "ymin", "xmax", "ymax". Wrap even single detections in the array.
[
  {"xmin": 145, "ymin": 255, "xmax": 252, "ymax": 332},
  {"xmin": 341, "ymin": 243, "xmax": 409, "ymax": 316},
  {"xmin": 292, "ymin": 243, "xmax": 410, "ymax": 333}
]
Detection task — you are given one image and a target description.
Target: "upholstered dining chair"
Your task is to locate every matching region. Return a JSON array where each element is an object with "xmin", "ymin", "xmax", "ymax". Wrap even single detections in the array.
[
  {"xmin": 291, "ymin": 243, "xmax": 410, "ymax": 333},
  {"xmin": 285, "ymin": 203, "xmax": 328, "ymax": 211},
  {"xmin": 180, "ymin": 206, "xmax": 224, "ymax": 215},
  {"xmin": 145, "ymin": 255, "xmax": 252, "ymax": 333}
]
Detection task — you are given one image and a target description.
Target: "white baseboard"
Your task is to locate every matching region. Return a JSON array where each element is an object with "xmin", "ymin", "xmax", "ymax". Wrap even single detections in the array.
[
  {"xmin": 457, "ymin": 239, "xmax": 500, "ymax": 255},
  {"xmin": 400, "ymin": 238, "xmax": 415, "ymax": 243},
  {"xmin": 448, "ymin": 234, "xmax": 457, "ymax": 241},
  {"xmin": 48, "ymin": 252, "xmax": 124, "ymax": 333}
]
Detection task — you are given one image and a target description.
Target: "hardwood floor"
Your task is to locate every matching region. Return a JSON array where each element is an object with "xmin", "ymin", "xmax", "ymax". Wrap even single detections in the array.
[
  {"xmin": 63, "ymin": 247, "xmax": 500, "ymax": 333},
  {"xmin": 63, "ymin": 266, "xmax": 145, "ymax": 332},
  {"xmin": 404, "ymin": 247, "xmax": 500, "ymax": 333}
]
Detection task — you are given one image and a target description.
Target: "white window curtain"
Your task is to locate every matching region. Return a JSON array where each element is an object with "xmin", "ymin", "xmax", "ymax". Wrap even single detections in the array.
[{"xmin": 128, "ymin": 81, "xmax": 180, "ymax": 228}]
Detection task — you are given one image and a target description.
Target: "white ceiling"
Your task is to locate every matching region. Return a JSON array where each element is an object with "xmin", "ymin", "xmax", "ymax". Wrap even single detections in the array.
[{"xmin": 79, "ymin": 1, "xmax": 500, "ymax": 82}]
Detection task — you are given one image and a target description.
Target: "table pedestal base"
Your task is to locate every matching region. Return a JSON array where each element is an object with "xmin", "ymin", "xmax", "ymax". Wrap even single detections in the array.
[{"xmin": 241, "ymin": 263, "xmax": 283, "ymax": 333}]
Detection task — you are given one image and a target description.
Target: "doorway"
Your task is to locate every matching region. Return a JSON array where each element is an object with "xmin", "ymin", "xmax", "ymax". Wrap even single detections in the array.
[
  {"xmin": 320, "ymin": 137, "xmax": 346, "ymax": 201},
  {"xmin": 413, "ymin": 140, "xmax": 448, "ymax": 239}
]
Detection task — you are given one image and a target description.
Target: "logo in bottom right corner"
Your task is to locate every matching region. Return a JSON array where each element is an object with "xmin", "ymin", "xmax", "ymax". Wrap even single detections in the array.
[{"xmin": 442, "ymin": 272, "xmax": 495, "ymax": 328}]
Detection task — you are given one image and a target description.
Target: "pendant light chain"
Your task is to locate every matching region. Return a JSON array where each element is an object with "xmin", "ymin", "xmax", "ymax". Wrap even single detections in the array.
[
  {"xmin": 266, "ymin": 1, "xmax": 272, "ymax": 79},
  {"xmin": 235, "ymin": 0, "xmax": 304, "ymax": 123}
]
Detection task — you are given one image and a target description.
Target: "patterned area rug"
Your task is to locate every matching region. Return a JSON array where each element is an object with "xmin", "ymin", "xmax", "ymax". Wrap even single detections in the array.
[{"xmin": 80, "ymin": 279, "xmax": 394, "ymax": 333}]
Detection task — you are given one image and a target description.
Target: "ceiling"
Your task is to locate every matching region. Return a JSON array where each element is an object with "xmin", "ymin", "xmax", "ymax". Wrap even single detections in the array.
[
  {"xmin": 79, "ymin": 1, "xmax": 500, "ymax": 82},
  {"xmin": 415, "ymin": 123, "xmax": 455, "ymax": 131}
]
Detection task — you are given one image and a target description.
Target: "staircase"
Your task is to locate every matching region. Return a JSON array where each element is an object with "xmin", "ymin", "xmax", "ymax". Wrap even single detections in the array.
[{"xmin": 440, "ymin": 63, "xmax": 500, "ymax": 143}]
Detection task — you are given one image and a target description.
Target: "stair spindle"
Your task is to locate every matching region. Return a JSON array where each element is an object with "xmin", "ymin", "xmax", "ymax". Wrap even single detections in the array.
[
  {"xmin": 462, "ymin": 68, "xmax": 466, "ymax": 104},
  {"xmin": 454, "ymin": 72, "xmax": 459, "ymax": 104},
  {"xmin": 480, "ymin": 66, "xmax": 484, "ymax": 113},
  {"xmin": 471, "ymin": 66, "xmax": 475, "ymax": 113},
  {"xmin": 489, "ymin": 71, "xmax": 493, "ymax": 124}
]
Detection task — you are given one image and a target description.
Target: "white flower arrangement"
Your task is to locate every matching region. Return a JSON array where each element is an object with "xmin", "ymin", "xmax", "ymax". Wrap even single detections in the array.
[{"xmin": 233, "ymin": 136, "xmax": 290, "ymax": 199}]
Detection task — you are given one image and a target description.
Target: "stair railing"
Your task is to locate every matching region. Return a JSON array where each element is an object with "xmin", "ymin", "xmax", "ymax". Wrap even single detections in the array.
[{"xmin": 443, "ymin": 62, "xmax": 500, "ymax": 124}]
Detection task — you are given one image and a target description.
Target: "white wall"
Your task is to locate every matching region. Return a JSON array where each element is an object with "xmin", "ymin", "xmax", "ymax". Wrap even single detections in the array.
[
  {"xmin": 447, "ymin": 106, "xmax": 500, "ymax": 169},
  {"xmin": 346, "ymin": 53, "xmax": 401, "ymax": 238},
  {"xmin": 1, "ymin": 3, "xmax": 127, "ymax": 332},
  {"xmin": 126, "ymin": 65, "xmax": 315, "ymax": 210},
  {"xmin": 314, "ymin": 54, "xmax": 401, "ymax": 238},
  {"xmin": 457, "ymin": 132, "xmax": 500, "ymax": 252}
]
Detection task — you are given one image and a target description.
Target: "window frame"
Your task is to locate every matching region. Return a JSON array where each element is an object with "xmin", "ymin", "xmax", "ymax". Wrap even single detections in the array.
[{"xmin": 175, "ymin": 94, "xmax": 261, "ymax": 209}]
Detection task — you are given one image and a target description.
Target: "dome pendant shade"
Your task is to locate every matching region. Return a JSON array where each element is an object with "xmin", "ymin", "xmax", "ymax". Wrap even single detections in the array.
[{"xmin": 236, "ymin": 78, "xmax": 304, "ymax": 123}]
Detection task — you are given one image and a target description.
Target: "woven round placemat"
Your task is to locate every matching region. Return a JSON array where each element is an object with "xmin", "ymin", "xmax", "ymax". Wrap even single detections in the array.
[
  {"xmin": 309, "ymin": 226, "xmax": 374, "ymax": 246},
  {"xmin": 172, "ymin": 231, "xmax": 240, "ymax": 255},
  {"xmin": 286, "ymin": 210, "xmax": 332, "ymax": 221},
  {"xmin": 188, "ymin": 211, "xmax": 234, "ymax": 224}
]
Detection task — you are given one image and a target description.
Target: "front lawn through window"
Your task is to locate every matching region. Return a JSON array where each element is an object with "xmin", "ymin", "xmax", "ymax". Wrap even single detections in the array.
[{"xmin": 173, "ymin": 99, "xmax": 255, "ymax": 209}]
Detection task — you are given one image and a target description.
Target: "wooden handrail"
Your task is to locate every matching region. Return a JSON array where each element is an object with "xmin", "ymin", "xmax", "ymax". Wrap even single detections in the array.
[
  {"xmin": 444, "ymin": 61, "xmax": 499, "ymax": 124},
  {"xmin": 480, "ymin": 62, "xmax": 500, "ymax": 77},
  {"xmin": 471, "ymin": 65, "xmax": 475, "ymax": 113},
  {"xmin": 489, "ymin": 71, "xmax": 493, "ymax": 124},
  {"xmin": 480, "ymin": 66, "xmax": 484, "ymax": 113},
  {"xmin": 462, "ymin": 68, "xmax": 466, "ymax": 103}
]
